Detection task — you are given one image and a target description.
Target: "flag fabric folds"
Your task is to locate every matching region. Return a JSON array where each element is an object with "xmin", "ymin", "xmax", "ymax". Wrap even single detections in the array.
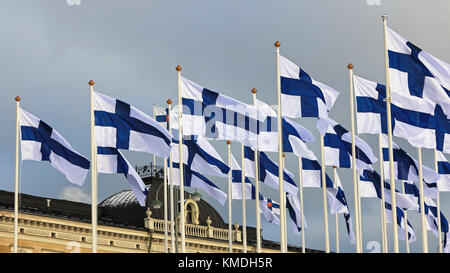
[
  {"xmin": 437, "ymin": 151, "xmax": 450, "ymax": 192},
  {"xmin": 97, "ymin": 147, "xmax": 148, "ymax": 206},
  {"xmin": 230, "ymin": 153, "xmax": 255, "ymax": 200},
  {"xmin": 154, "ymin": 106, "xmax": 169, "ymax": 129},
  {"xmin": 93, "ymin": 91, "xmax": 172, "ymax": 158},
  {"xmin": 261, "ymin": 196, "xmax": 280, "ymax": 225},
  {"xmin": 19, "ymin": 108, "xmax": 90, "ymax": 186},
  {"xmin": 180, "ymin": 76, "xmax": 265, "ymax": 147},
  {"xmin": 354, "ymin": 75, "xmax": 450, "ymax": 153},
  {"xmin": 286, "ymin": 193, "xmax": 307, "ymax": 233},
  {"xmin": 280, "ymin": 55, "xmax": 339, "ymax": 119},
  {"xmin": 384, "ymin": 202, "xmax": 417, "ymax": 243},
  {"xmin": 343, "ymin": 213, "xmax": 356, "ymax": 244}
]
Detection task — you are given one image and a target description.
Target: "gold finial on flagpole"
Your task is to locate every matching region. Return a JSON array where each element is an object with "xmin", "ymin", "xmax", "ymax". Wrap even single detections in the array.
[
  {"xmin": 15, "ymin": 96, "xmax": 20, "ymax": 102},
  {"xmin": 89, "ymin": 80, "xmax": 95, "ymax": 86},
  {"xmin": 167, "ymin": 99, "xmax": 172, "ymax": 105},
  {"xmin": 176, "ymin": 65, "xmax": 182, "ymax": 72},
  {"xmin": 274, "ymin": 41, "xmax": 281, "ymax": 47},
  {"xmin": 333, "ymin": 166, "xmax": 337, "ymax": 169},
  {"xmin": 251, "ymin": 88, "xmax": 258, "ymax": 94},
  {"xmin": 282, "ymin": 153, "xmax": 285, "ymax": 158},
  {"xmin": 347, "ymin": 63, "xmax": 354, "ymax": 70},
  {"xmin": 226, "ymin": 140, "xmax": 231, "ymax": 145}
]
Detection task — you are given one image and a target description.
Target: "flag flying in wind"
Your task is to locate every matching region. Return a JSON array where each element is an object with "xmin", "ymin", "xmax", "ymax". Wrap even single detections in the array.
[
  {"xmin": 154, "ymin": 106, "xmax": 169, "ymax": 130},
  {"xmin": 436, "ymin": 151, "xmax": 450, "ymax": 192},
  {"xmin": 97, "ymin": 147, "xmax": 148, "ymax": 206},
  {"xmin": 179, "ymin": 76, "xmax": 265, "ymax": 148},
  {"xmin": 261, "ymin": 196, "xmax": 280, "ymax": 225},
  {"xmin": 254, "ymin": 98, "xmax": 316, "ymax": 159},
  {"xmin": 280, "ymin": 55, "xmax": 339, "ymax": 119},
  {"xmin": 93, "ymin": 91, "xmax": 172, "ymax": 158},
  {"xmin": 384, "ymin": 202, "xmax": 417, "ymax": 243},
  {"xmin": 319, "ymin": 117, "xmax": 377, "ymax": 174},
  {"xmin": 244, "ymin": 146, "xmax": 298, "ymax": 195},
  {"xmin": 19, "ymin": 108, "xmax": 90, "ymax": 186},
  {"xmin": 380, "ymin": 135, "xmax": 440, "ymax": 198},
  {"xmin": 286, "ymin": 193, "xmax": 307, "ymax": 234},
  {"xmin": 230, "ymin": 153, "xmax": 255, "ymax": 200},
  {"xmin": 354, "ymin": 75, "xmax": 450, "ymax": 153}
]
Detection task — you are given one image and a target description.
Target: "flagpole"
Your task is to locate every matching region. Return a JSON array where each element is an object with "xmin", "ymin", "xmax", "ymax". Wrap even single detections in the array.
[
  {"xmin": 417, "ymin": 147, "xmax": 428, "ymax": 253},
  {"xmin": 347, "ymin": 64, "xmax": 361, "ymax": 253},
  {"xmin": 241, "ymin": 143, "xmax": 247, "ymax": 253},
  {"xmin": 176, "ymin": 65, "xmax": 186, "ymax": 253},
  {"xmin": 298, "ymin": 157, "xmax": 306, "ymax": 253},
  {"xmin": 227, "ymin": 140, "xmax": 233, "ymax": 253},
  {"xmin": 167, "ymin": 99, "xmax": 175, "ymax": 253},
  {"xmin": 282, "ymin": 153, "xmax": 288, "ymax": 251},
  {"xmin": 401, "ymin": 181, "xmax": 410, "ymax": 253},
  {"xmin": 252, "ymin": 88, "xmax": 262, "ymax": 253},
  {"xmin": 434, "ymin": 149, "xmax": 443, "ymax": 253},
  {"xmin": 89, "ymin": 80, "xmax": 98, "ymax": 253},
  {"xmin": 275, "ymin": 40, "xmax": 286, "ymax": 253},
  {"xmin": 152, "ymin": 105, "xmax": 157, "ymax": 176},
  {"xmin": 14, "ymin": 96, "xmax": 20, "ymax": 253},
  {"xmin": 163, "ymin": 142, "xmax": 168, "ymax": 253},
  {"xmin": 378, "ymin": 133, "xmax": 388, "ymax": 253},
  {"xmin": 332, "ymin": 166, "xmax": 340, "ymax": 253},
  {"xmin": 320, "ymin": 137, "xmax": 330, "ymax": 253},
  {"xmin": 382, "ymin": 14, "xmax": 400, "ymax": 253}
]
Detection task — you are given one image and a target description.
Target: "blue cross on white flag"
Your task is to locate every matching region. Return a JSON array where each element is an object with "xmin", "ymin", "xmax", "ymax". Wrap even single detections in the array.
[
  {"xmin": 436, "ymin": 151, "xmax": 450, "ymax": 192},
  {"xmin": 386, "ymin": 27, "xmax": 450, "ymax": 117},
  {"xmin": 286, "ymin": 193, "xmax": 307, "ymax": 233},
  {"xmin": 93, "ymin": 91, "xmax": 172, "ymax": 158},
  {"xmin": 154, "ymin": 106, "xmax": 169, "ymax": 129},
  {"xmin": 343, "ymin": 213, "xmax": 356, "ymax": 244},
  {"xmin": 180, "ymin": 76, "xmax": 265, "ymax": 148},
  {"xmin": 19, "ymin": 108, "xmax": 90, "ymax": 186},
  {"xmin": 261, "ymin": 197, "xmax": 280, "ymax": 225},
  {"xmin": 230, "ymin": 153, "xmax": 255, "ymax": 200},
  {"xmin": 97, "ymin": 147, "xmax": 148, "ymax": 206},
  {"xmin": 354, "ymin": 75, "xmax": 450, "ymax": 153},
  {"xmin": 384, "ymin": 202, "xmax": 417, "ymax": 243},
  {"xmin": 280, "ymin": 55, "xmax": 339, "ymax": 119}
]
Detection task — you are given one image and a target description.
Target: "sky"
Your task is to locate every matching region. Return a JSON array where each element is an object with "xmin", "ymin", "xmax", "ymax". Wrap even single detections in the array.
[{"xmin": 0, "ymin": 0, "xmax": 449, "ymax": 253}]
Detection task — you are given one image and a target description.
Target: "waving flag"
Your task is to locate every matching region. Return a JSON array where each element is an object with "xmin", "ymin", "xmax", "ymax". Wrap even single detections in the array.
[
  {"xmin": 343, "ymin": 213, "xmax": 356, "ymax": 244},
  {"xmin": 20, "ymin": 108, "xmax": 90, "ymax": 186},
  {"xmin": 261, "ymin": 197, "xmax": 280, "ymax": 225},
  {"xmin": 380, "ymin": 135, "xmax": 440, "ymax": 198},
  {"xmin": 244, "ymin": 147, "xmax": 298, "ymax": 195},
  {"xmin": 255, "ymin": 98, "xmax": 316, "ymax": 159},
  {"xmin": 172, "ymin": 136, "xmax": 230, "ymax": 178},
  {"xmin": 437, "ymin": 151, "xmax": 450, "ymax": 191},
  {"xmin": 386, "ymin": 27, "xmax": 450, "ymax": 117},
  {"xmin": 93, "ymin": 91, "xmax": 172, "ymax": 158},
  {"xmin": 286, "ymin": 193, "xmax": 307, "ymax": 233},
  {"xmin": 354, "ymin": 75, "xmax": 450, "ymax": 153},
  {"xmin": 320, "ymin": 118, "xmax": 377, "ymax": 173},
  {"xmin": 384, "ymin": 202, "xmax": 416, "ymax": 243},
  {"xmin": 230, "ymin": 153, "xmax": 255, "ymax": 200},
  {"xmin": 359, "ymin": 168, "xmax": 418, "ymax": 210},
  {"xmin": 180, "ymin": 76, "xmax": 265, "ymax": 147},
  {"xmin": 97, "ymin": 147, "xmax": 148, "ymax": 206},
  {"xmin": 280, "ymin": 55, "xmax": 339, "ymax": 119},
  {"xmin": 154, "ymin": 106, "xmax": 169, "ymax": 129}
]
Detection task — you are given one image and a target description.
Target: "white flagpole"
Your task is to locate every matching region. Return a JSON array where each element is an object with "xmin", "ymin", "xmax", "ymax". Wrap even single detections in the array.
[
  {"xmin": 378, "ymin": 133, "xmax": 388, "ymax": 253},
  {"xmin": 163, "ymin": 145, "xmax": 168, "ymax": 253},
  {"xmin": 167, "ymin": 99, "xmax": 175, "ymax": 253},
  {"xmin": 152, "ymin": 105, "xmax": 157, "ymax": 176},
  {"xmin": 382, "ymin": 14, "xmax": 400, "ymax": 253},
  {"xmin": 347, "ymin": 64, "xmax": 361, "ymax": 253},
  {"xmin": 401, "ymin": 181, "xmax": 410, "ymax": 253},
  {"xmin": 89, "ymin": 80, "xmax": 98, "ymax": 253},
  {"xmin": 282, "ymin": 153, "xmax": 288, "ymax": 251},
  {"xmin": 298, "ymin": 157, "xmax": 306, "ymax": 253},
  {"xmin": 417, "ymin": 147, "xmax": 428, "ymax": 253},
  {"xmin": 176, "ymin": 65, "xmax": 186, "ymax": 253},
  {"xmin": 252, "ymin": 88, "xmax": 262, "ymax": 253},
  {"xmin": 227, "ymin": 140, "xmax": 233, "ymax": 253},
  {"xmin": 14, "ymin": 96, "xmax": 20, "ymax": 253},
  {"xmin": 434, "ymin": 149, "xmax": 443, "ymax": 253},
  {"xmin": 320, "ymin": 137, "xmax": 330, "ymax": 253},
  {"xmin": 275, "ymin": 40, "xmax": 286, "ymax": 253},
  {"xmin": 241, "ymin": 143, "xmax": 247, "ymax": 253},
  {"xmin": 333, "ymin": 166, "xmax": 340, "ymax": 253}
]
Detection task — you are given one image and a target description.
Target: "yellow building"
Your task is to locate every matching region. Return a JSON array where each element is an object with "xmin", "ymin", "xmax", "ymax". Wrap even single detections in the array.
[{"xmin": 0, "ymin": 168, "xmax": 320, "ymax": 253}]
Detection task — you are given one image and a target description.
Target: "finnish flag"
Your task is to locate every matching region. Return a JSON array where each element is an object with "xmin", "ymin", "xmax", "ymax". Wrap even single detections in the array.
[
  {"xmin": 359, "ymin": 168, "xmax": 419, "ymax": 211},
  {"xmin": 260, "ymin": 197, "xmax": 280, "ymax": 225},
  {"xmin": 244, "ymin": 147, "xmax": 298, "ymax": 196},
  {"xmin": 386, "ymin": 27, "xmax": 450, "ymax": 118},
  {"xmin": 230, "ymin": 153, "xmax": 256, "ymax": 200},
  {"xmin": 180, "ymin": 76, "xmax": 265, "ymax": 148},
  {"xmin": 97, "ymin": 147, "xmax": 148, "ymax": 206},
  {"xmin": 154, "ymin": 106, "xmax": 169, "ymax": 129},
  {"xmin": 384, "ymin": 202, "xmax": 416, "ymax": 243},
  {"xmin": 320, "ymin": 117, "xmax": 377, "ymax": 174},
  {"xmin": 286, "ymin": 193, "xmax": 307, "ymax": 233},
  {"xmin": 93, "ymin": 91, "xmax": 172, "ymax": 158},
  {"xmin": 254, "ymin": 98, "xmax": 316, "ymax": 160},
  {"xmin": 171, "ymin": 136, "xmax": 230, "ymax": 178},
  {"xmin": 280, "ymin": 55, "xmax": 339, "ymax": 119},
  {"xmin": 436, "ymin": 151, "xmax": 450, "ymax": 192},
  {"xmin": 170, "ymin": 162, "xmax": 227, "ymax": 205},
  {"xmin": 354, "ymin": 75, "xmax": 450, "ymax": 153},
  {"xmin": 19, "ymin": 108, "xmax": 90, "ymax": 186},
  {"xmin": 343, "ymin": 213, "xmax": 356, "ymax": 244},
  {"xmin": 380, "ymin": 135, "xmax": 440, "ymax": 198}
]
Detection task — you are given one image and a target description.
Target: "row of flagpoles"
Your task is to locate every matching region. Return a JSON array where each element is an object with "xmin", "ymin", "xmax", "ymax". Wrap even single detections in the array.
[{"xmin": 12, "ymin": 14, "xmax": 449, "ymax": 254}]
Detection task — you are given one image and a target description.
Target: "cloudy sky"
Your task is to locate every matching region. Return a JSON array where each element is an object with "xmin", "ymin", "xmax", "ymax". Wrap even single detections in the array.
[{"xmin": 0, "ymin": 0, "xmax": 449, "ymax": 253}]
